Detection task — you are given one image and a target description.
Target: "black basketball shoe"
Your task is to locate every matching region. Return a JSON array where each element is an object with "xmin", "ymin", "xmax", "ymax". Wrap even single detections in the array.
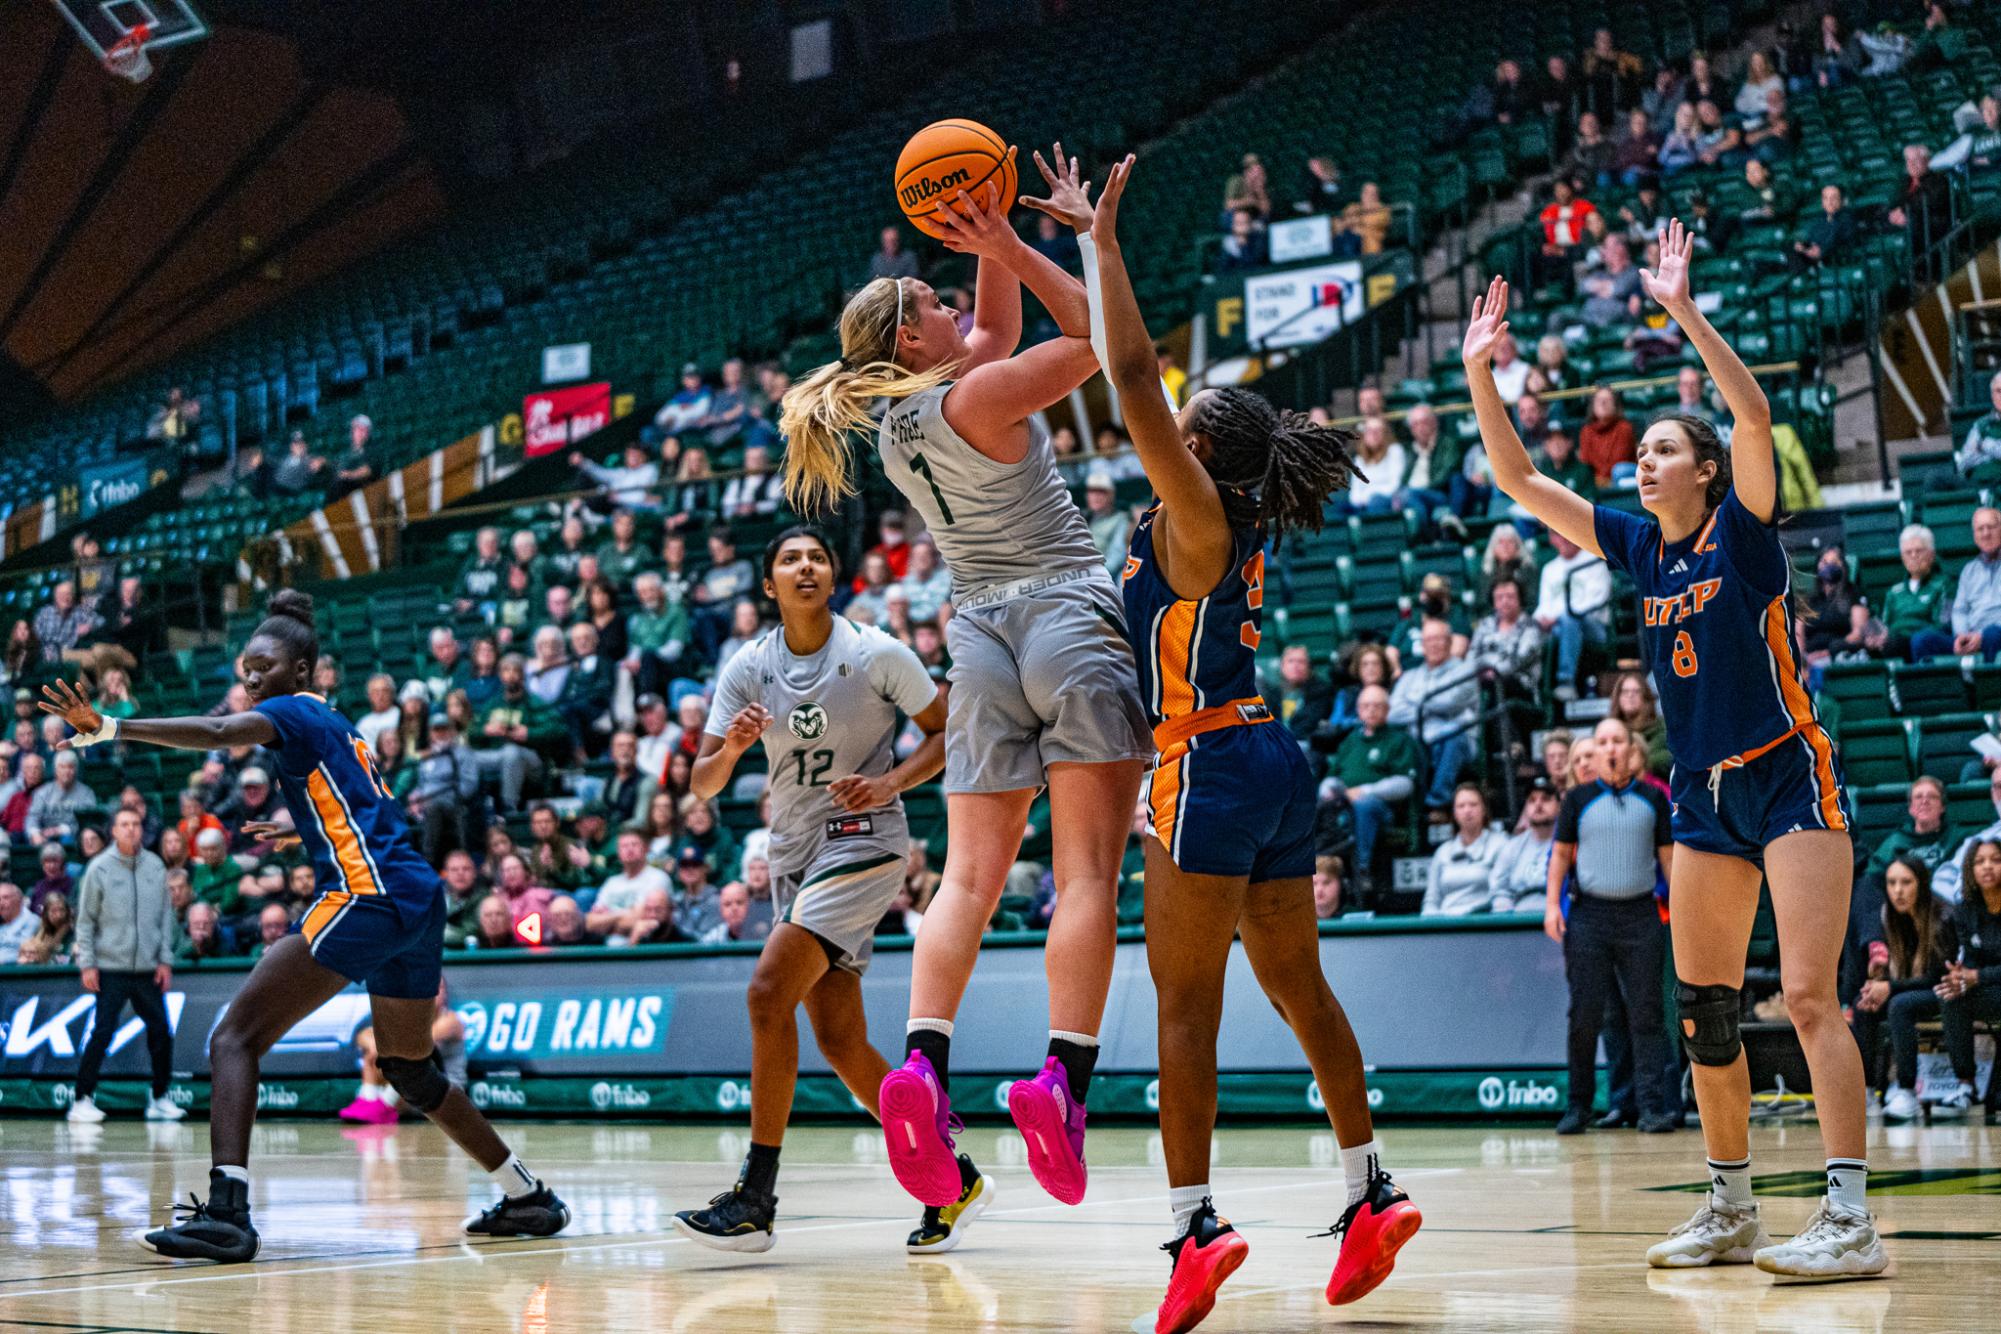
[
  {"xmin": 673, "ymin": 1182, "xmax": 778, "ymax": 1253},
  {"xmin": 141, "ymin": 1172, "xmax": 259, "ymax": 1263},
  {"xmin": 462, "ymin": 1181, "xmax": 571, "ymax": 1238}
]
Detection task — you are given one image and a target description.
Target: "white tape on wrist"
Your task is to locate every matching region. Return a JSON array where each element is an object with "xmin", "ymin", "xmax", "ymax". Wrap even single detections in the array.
[{"xmin": 70, "ymin": 717, "xmax": 118, "ymax": 748}]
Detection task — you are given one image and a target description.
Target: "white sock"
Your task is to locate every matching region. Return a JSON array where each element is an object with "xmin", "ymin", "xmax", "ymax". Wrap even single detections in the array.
[
  {"xmin": 907, "ymin": 1017, "xmax": 954, "ymax": 1037},
  {"xmin": 1340, "ymin": 1140, "xmax": 1381, "ymax": 1210},
  {"xmin": 382, "ymin": 1089, "xmax": 401, "ymax": 1109},
  {"xmin": 358, "ymin": 1083, "xmax": 384, "ymax": 1102},
  {"xmin": 1048, "ymin": 1029, "xmax": 1097, "ymax": 1047},
  {"xmin": 1708, "ymin": 1157, "xmax": 1752, "ymax": 1210},
  {"xmin": 1169, "ymin": 1183, "xmax": 1210, "ymax": 1237},
  {"xmin": 490, "ymin": 1153, "xmax": 537, "ymax": 1200},
  {"xmin": 215, "ymin": 1164, "xmax": 250, "ymax": 1184},
  {"xmin": 1826, "ymin": 1159, "xmax": 1867, "ymax": 1215}
]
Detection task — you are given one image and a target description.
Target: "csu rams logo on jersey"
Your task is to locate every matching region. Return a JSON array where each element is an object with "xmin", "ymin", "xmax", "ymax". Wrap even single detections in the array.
[{"xmin": 788, "ymin": 701, "xmax": 828, "ymax": 741}]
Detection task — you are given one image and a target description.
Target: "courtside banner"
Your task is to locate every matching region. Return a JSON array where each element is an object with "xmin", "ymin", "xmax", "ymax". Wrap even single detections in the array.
[
  {"xmin": 523, "ymin": 380, "xmax": 611, "ymax": 456},
  {"xmin": 0, "ymin": 919, "xmax": 1570, "ymax": 1112}
]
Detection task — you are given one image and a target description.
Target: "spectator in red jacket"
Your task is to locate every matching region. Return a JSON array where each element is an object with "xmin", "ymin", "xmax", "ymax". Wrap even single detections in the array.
[
  {"xmin": 1578, "ymin": 387, "xmax": 1638, "ymax": 486},
  {"xmin": 1537, "ymin": 179, "xmax": 1599, "ymax": 285}
]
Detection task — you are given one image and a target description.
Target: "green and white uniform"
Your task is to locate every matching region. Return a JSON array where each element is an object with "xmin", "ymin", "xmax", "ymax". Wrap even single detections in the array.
[{"xmin": 707, "ymin": 619, "xmax": 936, "ymax": 972}]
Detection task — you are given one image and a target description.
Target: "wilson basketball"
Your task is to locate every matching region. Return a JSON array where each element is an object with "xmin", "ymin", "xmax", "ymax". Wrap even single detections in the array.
[{"xmin": 894, "ymin": 119, "xmax": 1016, "ymax": 239}]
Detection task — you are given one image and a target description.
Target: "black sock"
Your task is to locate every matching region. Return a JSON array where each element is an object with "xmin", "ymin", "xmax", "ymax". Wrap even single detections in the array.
[
  {"xmin": 957, "ymin": 1152, "xmax": 979, "ymax": 1191},
  {"xmin": 1048, "ymin": 1037, "xmax": 1099, "ymax": 1104},
  {"xmin": 742, "ymin": 1141, "xmax": 781, "ymax": 1198},
  {"xmin": 907, "ymin": 1028, "xmax": 952, "ymax": 1091}
]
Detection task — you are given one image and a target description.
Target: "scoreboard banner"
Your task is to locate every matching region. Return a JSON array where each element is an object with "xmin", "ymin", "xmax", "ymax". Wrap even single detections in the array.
[{"xmin": 0, "ymin": 918, "xmax": 1573, "ymax": 1117}]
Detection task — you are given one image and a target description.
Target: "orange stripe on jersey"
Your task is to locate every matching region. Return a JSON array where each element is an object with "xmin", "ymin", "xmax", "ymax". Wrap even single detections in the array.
[
  {"xmin": 1800, "ymin": 723, "xmax": 1848, "ymax": 831},
  {"xmin": 1693, "ymin": 512, "xmax": 1720, "ymax": 554},
  {"xmin": 1155, "ymin": 601, "xmax": 1200, "ymax": 719},
  {"xmin": 1761, "ymin": 597, "xmax": 1819, "ymax": 732},
  {"xmin": 301, "ymin": 890, "xmax": 351, "ymax": 943},
  {"xmin": 307, "ymin": 768, "xmax": 380, "ymax": 896},
  {"xmin": 1149, "ymin": 746, "xmax": 1187, "ymax": 854}
]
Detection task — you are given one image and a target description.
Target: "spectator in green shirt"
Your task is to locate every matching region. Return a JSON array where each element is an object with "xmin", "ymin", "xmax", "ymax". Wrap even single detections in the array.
[
  {"xmin": 1535, "ymin": 426, "xmax": 1597, "ymax": 497},
  {"xmin": 626, "ymin": 572, "xmax": 693, "ymax": 700},
  {"xmin": 1322, "ymin": 685, "xmax": 1420, "ymax": 895},
  {"xmin": 188, "ymin": 828, "xmax": 246, "ymax": 917},
  {"xmin": 1865, "ymin": 524, "xmax": 1952, "ymax": 661},
  {"xmin": 595, "ymin": 509, "xmax": 651, "ymax": 585},
  {"xmin": 471, "ymin": 654, "xmax": 566, "ymax": 813},
  {"xmin": 174, "ymin": 901, "xmax": 230, "ymax": 964}
]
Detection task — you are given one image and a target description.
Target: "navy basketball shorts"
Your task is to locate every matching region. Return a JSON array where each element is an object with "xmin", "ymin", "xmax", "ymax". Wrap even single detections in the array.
[
  {"xmin": 1146, "ymin": 721, "xmax": 1317, "ymax": 882},
  {"xmin": 301, "ymin": 887, "xmax": 446, "ymax": 999},
  {"xmin": 1668, "ymin": 722, "xmax": 1851, "ymax": 863}
]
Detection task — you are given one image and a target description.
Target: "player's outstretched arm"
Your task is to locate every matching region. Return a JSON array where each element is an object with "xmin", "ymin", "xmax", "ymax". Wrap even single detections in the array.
[
  {"xmin": 1461, "ymin": 277, "xmax": 1602, "ymax": 556},
  {"xmin": 1639, "ymin": 218, "xmax": 1775, "ymax": 520},
  {"xmin": 1086, "ymin": 154, "xmax": 1233, "ymax": 594},
  {"xmin": 40, "ymin": 680, "xmax": 276, "ymax": 751}
]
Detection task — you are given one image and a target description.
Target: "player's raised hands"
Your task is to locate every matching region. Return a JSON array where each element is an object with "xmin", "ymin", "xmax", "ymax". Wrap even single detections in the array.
[
  {"xmin": 1461, "ymin": 275, "xmax": 1511, "ymax": 370},
  {"xmin": 1020, "ymin": 142, "xmax": 1094, "ymax": 233},
  {"xmin": 38, "ymin": 679, "xmax": 103, "ymax": 746},
  {"xmin": 722, "ymin": 704, "xmax": 772, "ymax": 751},
  {"xmin": 932, "ymin": 152, "xmax": 1021, "ymax": 260},
  {"xmin": 1639, "ymin": 219, "xmax": 1694, "ymax": 313},
  {"xmin": 1090, "ymin": 153, "xmax": 1136, "ymax": 244}
]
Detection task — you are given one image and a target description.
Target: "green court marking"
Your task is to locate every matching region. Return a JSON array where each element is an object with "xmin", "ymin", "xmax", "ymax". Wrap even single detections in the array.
[{"xmin": 1651, "ymin": 1168, "xmax": 2001, "ymax": 1198}]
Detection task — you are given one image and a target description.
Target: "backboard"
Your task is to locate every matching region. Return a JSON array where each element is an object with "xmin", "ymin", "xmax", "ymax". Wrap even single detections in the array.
[{"xmin": 48, "ymin": 0, "xmax": 208, "ymax": 62}]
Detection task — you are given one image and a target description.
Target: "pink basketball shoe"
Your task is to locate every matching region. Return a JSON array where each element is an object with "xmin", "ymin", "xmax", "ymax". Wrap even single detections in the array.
[
  {"xmin": 879, "ymin": 1051, "xmax": 964, "ymax": 1207},
  {"xmin": 1008, "ymin": 1056, "xmax": 1089, "ymax": 1205}
]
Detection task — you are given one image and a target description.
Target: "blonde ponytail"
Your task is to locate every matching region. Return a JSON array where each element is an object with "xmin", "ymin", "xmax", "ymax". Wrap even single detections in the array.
[{"xmin": 778, "ymin": 277, "xmax": 957, "ymax": 513}]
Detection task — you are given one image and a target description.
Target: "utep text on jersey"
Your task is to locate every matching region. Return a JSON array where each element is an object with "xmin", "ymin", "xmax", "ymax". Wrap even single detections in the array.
[{"xmin": 1594, "ymin": 489, "xmax": 1840, "ymax": 790}]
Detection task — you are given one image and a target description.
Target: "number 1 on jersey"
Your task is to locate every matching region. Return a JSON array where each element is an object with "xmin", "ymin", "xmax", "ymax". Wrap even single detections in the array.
[{"xmin": 908, "ymin": 452, "xmax": 954, "ymax": 525}]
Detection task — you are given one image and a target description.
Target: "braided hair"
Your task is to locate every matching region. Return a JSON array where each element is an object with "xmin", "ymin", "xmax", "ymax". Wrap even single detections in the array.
[{"xmin": 1187, "ymin": 388, "xmax": 1360, "ymax": 535}]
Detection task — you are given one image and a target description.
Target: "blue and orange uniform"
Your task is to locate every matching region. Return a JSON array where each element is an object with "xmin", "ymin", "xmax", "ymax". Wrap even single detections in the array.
[
  {"xmin": 255, "ymin": 692, "xmax": 447, "ymax": 996},
  {"xmin": 1123, "ymin": 508, "xmax": 1316, "ymax": 880},
  {"xmin": 1594, "ymin": 488, "xmax": 1849, "ymax": 862}
]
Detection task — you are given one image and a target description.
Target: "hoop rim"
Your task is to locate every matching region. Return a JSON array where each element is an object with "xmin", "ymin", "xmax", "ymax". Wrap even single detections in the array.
[{"xmin": 102, "ymin": 23, "xmax": 155, "ymax": 81}]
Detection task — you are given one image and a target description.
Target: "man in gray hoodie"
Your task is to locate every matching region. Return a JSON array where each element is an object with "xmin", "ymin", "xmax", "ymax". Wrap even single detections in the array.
[{"xmin": 68, "ymin": 808, "xmax": 181, "ymax": 1124}]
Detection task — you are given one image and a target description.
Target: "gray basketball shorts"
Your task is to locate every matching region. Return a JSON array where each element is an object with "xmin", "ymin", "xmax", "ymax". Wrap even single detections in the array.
[
  {"xmin": 942, "ymin": 570, "xmax": 1152, "ymax": 794},
  {"xmin": 774, "ymin": 840, "xmax": 908, "ymax": 975}
]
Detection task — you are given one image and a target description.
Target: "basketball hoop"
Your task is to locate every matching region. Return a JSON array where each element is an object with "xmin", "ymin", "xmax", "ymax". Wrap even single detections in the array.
[{"xmin": 102, "ymin": 23, "xmax": 154, "ymax": 83}]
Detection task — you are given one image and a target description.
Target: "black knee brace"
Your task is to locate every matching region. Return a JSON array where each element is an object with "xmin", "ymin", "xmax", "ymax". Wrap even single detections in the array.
[
  {"xmin": 378, "ymin": 1048, "xmax": 451, "ymax": 1114},
  {"xmin": 1676, "ymin": 983, "xmax": 1743, "ymax": 1066}
]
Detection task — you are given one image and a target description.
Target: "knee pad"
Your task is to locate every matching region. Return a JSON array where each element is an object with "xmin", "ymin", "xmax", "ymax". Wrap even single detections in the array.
[
  {"xmin": 1675, "ymin": 983, "xmax": 1743, "ymax": 1067},
  {"xmin": 377, "ymin": 1048, "xmax": 451, "ymax": 1114}
]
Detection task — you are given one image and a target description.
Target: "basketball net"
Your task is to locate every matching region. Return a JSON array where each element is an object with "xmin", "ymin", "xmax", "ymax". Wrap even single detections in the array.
[{"xmin": 102, "ymin": 24, "xmax": 154, "ymax": 83}]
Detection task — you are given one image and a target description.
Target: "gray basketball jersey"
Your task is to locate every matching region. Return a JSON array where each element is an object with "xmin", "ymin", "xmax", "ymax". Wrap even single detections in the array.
[
  {"xmin": 706, "ymin": 619, "xmax": 938, "ymax": 876},
  {"xmin": 877, "ymin": 383, "xmax": 1103, "ymax": 598}
]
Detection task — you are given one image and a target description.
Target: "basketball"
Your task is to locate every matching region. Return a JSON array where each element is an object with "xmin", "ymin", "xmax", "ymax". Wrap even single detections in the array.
[{"xmin": 894, "ymin": 119, "xmax": 1017, "ymax": 239}]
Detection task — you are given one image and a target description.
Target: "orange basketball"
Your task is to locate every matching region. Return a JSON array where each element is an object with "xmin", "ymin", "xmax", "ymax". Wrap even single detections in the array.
[{"xmin": 894, "ymin": 119, "xmax": 1017, "ymax": 240}]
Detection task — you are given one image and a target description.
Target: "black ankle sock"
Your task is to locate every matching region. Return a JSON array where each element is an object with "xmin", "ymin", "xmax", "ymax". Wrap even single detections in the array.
[
  {"xmin": 907, "ymin": 1028, "xmax": 952, "ymax": 1091},
  {"xmin": 1048, "ymin": 1037, "xmax": 1099, "ymax": 1104},
  {"xmin": 957, "ymin": 1152, "xmax": 979, "ymax": 1191},
  {"xmin": 742, "ymin": 1141, "xmax": 781, "ymax": 1198}
]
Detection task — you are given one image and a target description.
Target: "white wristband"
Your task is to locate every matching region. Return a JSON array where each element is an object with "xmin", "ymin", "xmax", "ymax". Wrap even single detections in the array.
[{"xmin": 70, "ymin": 717, "xmax": 118, "ymax": 749}]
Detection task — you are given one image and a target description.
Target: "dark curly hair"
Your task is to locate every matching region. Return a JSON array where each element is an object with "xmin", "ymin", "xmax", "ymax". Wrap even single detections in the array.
[{"xmin": 1188, "ymin": 387, "xmax": 1361, "ymax": 535}]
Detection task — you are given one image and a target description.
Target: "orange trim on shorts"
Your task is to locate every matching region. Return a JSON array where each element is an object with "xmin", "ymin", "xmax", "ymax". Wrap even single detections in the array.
[
  {"xmin": 1798, "ymin": 723, "xmax": 1848, "ymax": 831},
  {"xmin": 307, "ymin": 768, "xmax": 379, "ymax": 896},
  {"xmin": 1151, "ymin": 697, "xmax": 1274, "ymax": 752},
  {"xmin": 301, "ymin": 890, "xmax": 352, "ymax": 943},
  {"xmin": 1149, "ymin": 747, "xmax": 1187, "ymax": 852}
]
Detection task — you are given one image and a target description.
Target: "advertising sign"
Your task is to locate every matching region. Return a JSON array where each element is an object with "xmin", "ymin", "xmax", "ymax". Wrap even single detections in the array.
[
  {"xmin": 1243, "ymin": 259, "xmax": 1366, "ymax": 350},
  {"xmin": 541, "ymin": 342, "xmax": 591, "ymax": 384},
  {"xmin": 523, "ymin": 381, "xmax": 611, "ymax": 457},
  {"xmin": 1268, "ymin": 214, "xmax": 1334, "ymax": 264}
]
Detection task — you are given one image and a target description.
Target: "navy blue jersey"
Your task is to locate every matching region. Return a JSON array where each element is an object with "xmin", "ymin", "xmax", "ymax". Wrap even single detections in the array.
[
  {"xmin": 254, "ymin": 692, "xmax": 440, "ymax": 924},
  {"xmin": 1123, "ymin": 507, "xmax": 1267, "ymax": 729},
  {"xmin": 1593, "ymin": 489, "xmax": 1832, "ymax": 776}
]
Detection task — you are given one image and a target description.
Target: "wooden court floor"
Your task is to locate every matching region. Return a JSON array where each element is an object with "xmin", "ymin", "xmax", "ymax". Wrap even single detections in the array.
[{"xmin": 0, "ymin": 1118, "xmax": 1994, "ymax": 1332}]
